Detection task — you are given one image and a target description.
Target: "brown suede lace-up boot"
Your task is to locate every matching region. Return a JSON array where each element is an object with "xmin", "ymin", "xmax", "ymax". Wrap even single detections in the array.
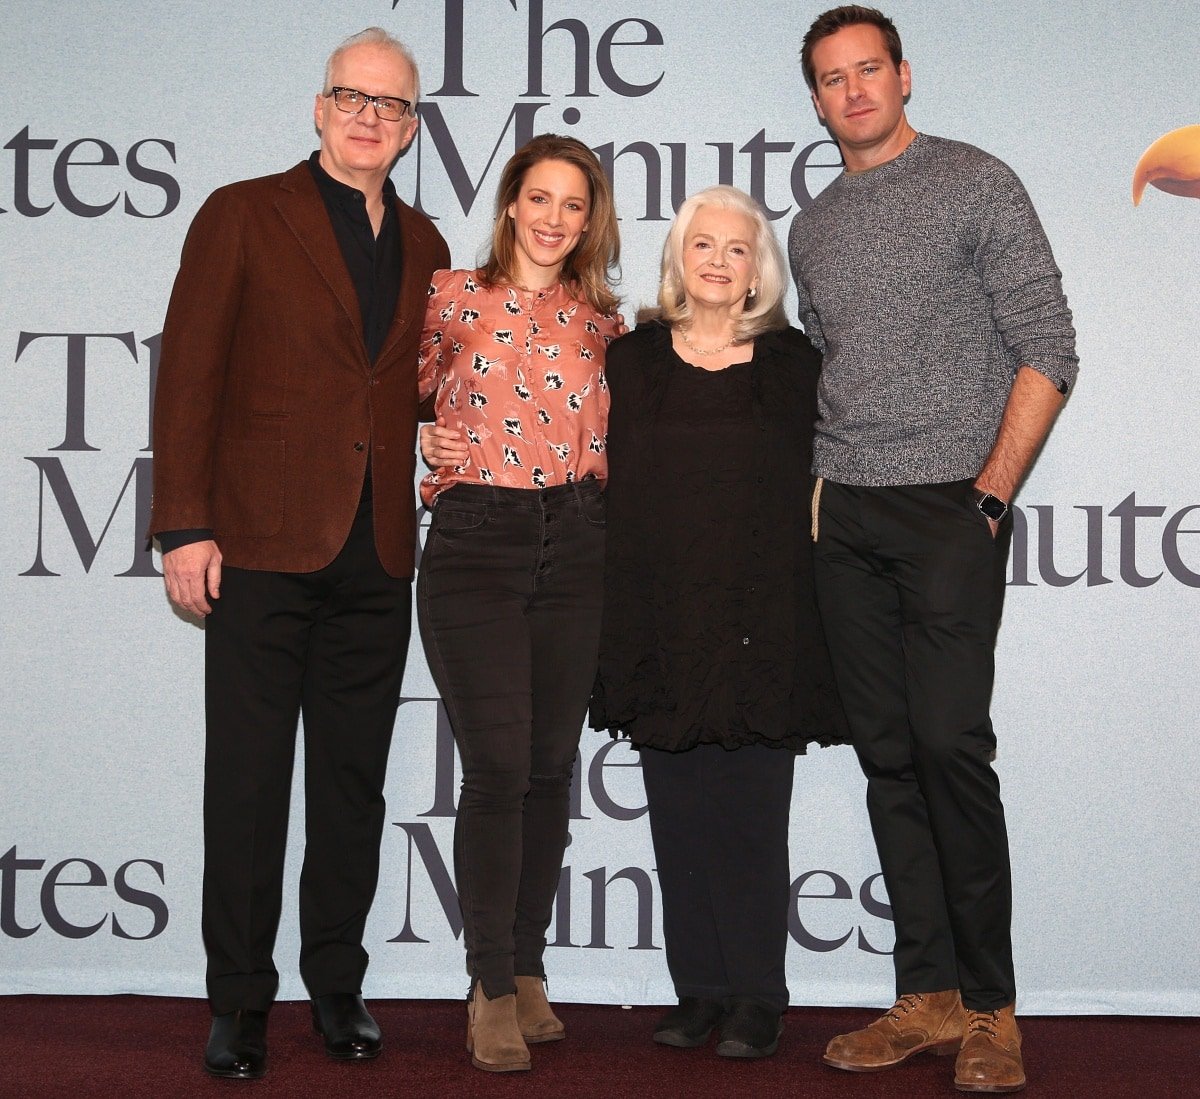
[
  {"xmin": 823, "ymin": 989, "xmax": 966, "ymax": 1071},
  {"xmin": 514, "ymin": 976, "xmax": 565, "ymax": 1043},
  {"xmin": 954, "ymin": 1003, "xmax": 1025, "ymax": 1093}
]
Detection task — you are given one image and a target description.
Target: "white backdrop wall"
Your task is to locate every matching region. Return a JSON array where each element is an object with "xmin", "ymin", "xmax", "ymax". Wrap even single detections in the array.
[{"xmin": 1, "ymin": 1, "xmax": 1197, "ymax": 1016}]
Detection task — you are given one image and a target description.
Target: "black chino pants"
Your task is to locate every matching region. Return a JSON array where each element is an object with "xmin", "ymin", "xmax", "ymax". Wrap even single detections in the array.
[
  {"xmin": 814, "ymin": 479, "xmax": 1016, "ymax": 1011},
  {"xmin": 202, "ymin": 503, "xmax": 412, "ymax": 1014}
]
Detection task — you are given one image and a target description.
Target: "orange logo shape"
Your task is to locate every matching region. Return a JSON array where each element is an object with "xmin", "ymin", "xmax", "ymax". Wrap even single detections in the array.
[{"xmin": 1132, "ymin": 124, "xmax": 1200, "ymax": 205}]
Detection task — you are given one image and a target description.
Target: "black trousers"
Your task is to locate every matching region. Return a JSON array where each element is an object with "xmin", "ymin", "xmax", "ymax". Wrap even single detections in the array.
[
  {"xmin": 416, "ymin": 480, "xmax": 605, "ymax": 999},
  {"xmin": 814, "ymin": 479, "xmax": 1015, "ymax": 1011},
  {"xmin": 202, "ymin": 505, "xmax": 411, "ymax": 1014},
  {"xmin": 640, "ymin": 742, "xmax": 796, "ymax": 1013}
]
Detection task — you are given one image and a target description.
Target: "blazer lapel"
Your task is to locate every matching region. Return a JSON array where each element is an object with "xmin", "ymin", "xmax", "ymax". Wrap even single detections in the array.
[
  {"xmin": 376, "ymin": 198, "xmax": 427, "ymax": 368},
  {"xmin": 273, "ymin": 162, "xmax": 366, "ymax": 359}
]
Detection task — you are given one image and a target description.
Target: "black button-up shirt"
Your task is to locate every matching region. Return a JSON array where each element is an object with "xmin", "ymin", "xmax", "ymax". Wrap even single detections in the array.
[{"xmin": 306, "ymin": 151, "xmax": 403, "ymax": 365}]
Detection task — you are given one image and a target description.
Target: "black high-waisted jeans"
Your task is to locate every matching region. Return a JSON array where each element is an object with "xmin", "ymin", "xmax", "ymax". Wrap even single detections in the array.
[{"xmin": 417, "ymin": 479, "xmax": 606, "ymax": 999}]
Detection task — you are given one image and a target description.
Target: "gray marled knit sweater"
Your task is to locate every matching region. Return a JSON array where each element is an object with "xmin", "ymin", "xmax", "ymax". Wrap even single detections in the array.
[{"xmin": 788, "ymin": 133, "xmax": 1078, "ymax": 486}]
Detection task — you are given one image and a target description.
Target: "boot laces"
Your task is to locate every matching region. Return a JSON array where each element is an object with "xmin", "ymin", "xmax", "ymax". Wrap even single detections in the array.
[
  {"xmin": 884, "ymin": 993, "xmax": 925, "ymax": 1022},
  {"xmin": 966, "ymin": 1009, "xmax": 1000, "ymax": 1038}
]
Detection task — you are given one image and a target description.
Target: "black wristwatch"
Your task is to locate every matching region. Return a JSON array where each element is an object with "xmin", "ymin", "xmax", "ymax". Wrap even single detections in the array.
[{"xmin": 973, "ymin": 489, "xmax": 1009, "ymax": 522}]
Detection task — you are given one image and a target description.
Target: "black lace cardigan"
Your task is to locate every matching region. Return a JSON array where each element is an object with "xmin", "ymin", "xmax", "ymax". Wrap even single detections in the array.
[{"xmin": 590, "ymin": 321, "xmax": 849, "ymax": 753}]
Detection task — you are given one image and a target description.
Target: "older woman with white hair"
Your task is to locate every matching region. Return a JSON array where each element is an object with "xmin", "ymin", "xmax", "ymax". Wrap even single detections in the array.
[{"xmin": 591, "ymin": 185, "xmax": 847, "ymax": 1059}]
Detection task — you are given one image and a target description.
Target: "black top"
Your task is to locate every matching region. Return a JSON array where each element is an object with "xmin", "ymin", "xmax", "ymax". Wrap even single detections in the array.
[
  {"xmin": 590, "ymin": 321, "xmax": 848, "ymax": 752},
  {"xmin": 305, "ymin": 152, "xmax": 402, "ymax": 365}
]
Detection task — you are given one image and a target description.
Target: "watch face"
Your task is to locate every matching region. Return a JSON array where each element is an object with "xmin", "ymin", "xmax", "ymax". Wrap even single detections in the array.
[{"xmin": 978, "ymin": 493, "xmax": 1008, "ymax": 521}]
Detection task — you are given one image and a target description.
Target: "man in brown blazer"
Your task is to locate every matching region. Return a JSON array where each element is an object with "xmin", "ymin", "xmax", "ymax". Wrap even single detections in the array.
[{"xmin": 150, "ymin": 27, "xmax": 449, "ymax": 1081}]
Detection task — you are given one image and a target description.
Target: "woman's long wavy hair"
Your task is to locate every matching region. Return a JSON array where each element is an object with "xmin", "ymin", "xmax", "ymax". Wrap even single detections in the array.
[{"xmin": 478, "ymin": 134, "xmax": 621, "ymax": 316}]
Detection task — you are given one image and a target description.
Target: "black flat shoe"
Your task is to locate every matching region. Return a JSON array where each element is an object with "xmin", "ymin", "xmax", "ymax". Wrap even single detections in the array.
[
  {"xmin": 311, "ymin": 993, "xmax": 382, "ymax": 1059},
  {"xmin": 715, "ymin": 998, "xmax": 783, "ymax": 1059},
  {"xmin": 204, "ymin": 1009, "xmax": 268, "ymax": 1079},
  {"xmin": 653, "ymin": 997, "xmax": 726, "ymax": 1048}
]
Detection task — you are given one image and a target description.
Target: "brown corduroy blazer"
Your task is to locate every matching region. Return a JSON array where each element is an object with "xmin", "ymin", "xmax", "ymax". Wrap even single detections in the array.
[{"xmin": 149, "ymin": 161, "xmax": 450, "ymax": 578}]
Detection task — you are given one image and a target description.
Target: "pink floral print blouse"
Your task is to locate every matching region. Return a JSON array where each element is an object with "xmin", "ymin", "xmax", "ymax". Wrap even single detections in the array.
[{"xmin": 417, "ymin": 268, "xmax": 618, "ymax": 506}]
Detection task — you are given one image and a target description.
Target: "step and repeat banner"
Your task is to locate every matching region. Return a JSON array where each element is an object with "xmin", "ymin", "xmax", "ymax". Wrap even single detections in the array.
[{"xmin": 2, "ymin": 1, "xmax": 1197, "ymax": 1015}]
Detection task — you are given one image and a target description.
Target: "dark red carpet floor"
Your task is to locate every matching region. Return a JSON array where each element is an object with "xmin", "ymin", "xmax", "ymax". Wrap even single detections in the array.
[{"xmin": 0, "ymin": 996, "xmax": 1194, "ymax": 1098}]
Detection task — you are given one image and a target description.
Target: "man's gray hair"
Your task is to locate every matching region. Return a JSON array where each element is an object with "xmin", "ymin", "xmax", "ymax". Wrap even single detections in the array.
[{"xmin": 322, "ymin": 27, "xmax": 421, "ymax": 105}]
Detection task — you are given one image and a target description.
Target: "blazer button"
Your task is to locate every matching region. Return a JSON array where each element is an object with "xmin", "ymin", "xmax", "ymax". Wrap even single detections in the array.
[{"xmin": 353, "ymin": 441, "xmax": 365, "ymax": 452}]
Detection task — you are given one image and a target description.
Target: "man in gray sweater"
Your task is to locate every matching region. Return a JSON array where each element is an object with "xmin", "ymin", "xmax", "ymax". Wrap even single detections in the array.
[{"xmin": 788, "ymin": 7, "xmax": 1077, "ymax": 1094}]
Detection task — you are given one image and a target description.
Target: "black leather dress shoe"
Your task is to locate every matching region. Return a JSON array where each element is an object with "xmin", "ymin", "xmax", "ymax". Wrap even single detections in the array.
[
  {"xmin": 715, "ymin": 998, "xmax": 783, "ymax": 1059},
  {"xmin": 204, "ymin": 1009, "xmax": 268, "ymax": 1079},
  {"xmin": 652, "ymin": 997, "xmax": 726, "ymax": 1048},
  {"xmin": 311, "ymin": 993, "xmax": 383, "ymax": 1059}
]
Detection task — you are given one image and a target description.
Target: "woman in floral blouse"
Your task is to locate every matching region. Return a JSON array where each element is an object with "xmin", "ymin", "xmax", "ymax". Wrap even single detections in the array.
[{"xmin": 415, "ymin": 133, "xmax": 620, "ymax": 1073}]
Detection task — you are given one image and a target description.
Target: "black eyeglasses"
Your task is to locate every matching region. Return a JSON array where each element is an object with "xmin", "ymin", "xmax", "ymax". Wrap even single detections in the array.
[{"xmin": 328, "ymin": 86, "xmax": 412, "ymax": 122}]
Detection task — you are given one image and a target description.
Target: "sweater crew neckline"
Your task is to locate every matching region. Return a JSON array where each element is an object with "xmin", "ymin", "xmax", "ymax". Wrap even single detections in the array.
[{"xmin": 841, "ymin": 131, "xmax": 927, "ymax": 182}]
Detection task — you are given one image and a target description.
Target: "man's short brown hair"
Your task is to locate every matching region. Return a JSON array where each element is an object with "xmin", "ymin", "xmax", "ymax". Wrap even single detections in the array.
[{"xmin": 801, "ymin": 5, "xmax": 903, "ymax": 90}]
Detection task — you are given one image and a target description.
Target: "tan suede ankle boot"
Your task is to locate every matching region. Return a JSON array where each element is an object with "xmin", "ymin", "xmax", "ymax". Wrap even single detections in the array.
[
  {"xmin": 515, "ymin": 975, "xmax": 565, "ymax": 1042},
  {"xmin": 954, "ymin": 1003, "xmax": 1025, "ymax": 1093},
  {"xmin": 824, "ymin": 989, "xmax": 966, "ymax": 1071},
  {"xmin": 466, "ymin": 981, "xmax": 531, "ymax": 1072}
]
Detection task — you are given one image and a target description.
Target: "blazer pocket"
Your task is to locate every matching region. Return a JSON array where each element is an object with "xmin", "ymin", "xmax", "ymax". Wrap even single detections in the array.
[
  {"xmin": 211, "ymin": 436, "xmax": 285, "ymax": 539},
  {"xmin": 250, "ymin": 410, "xmax": 291, "ymax": 424}
]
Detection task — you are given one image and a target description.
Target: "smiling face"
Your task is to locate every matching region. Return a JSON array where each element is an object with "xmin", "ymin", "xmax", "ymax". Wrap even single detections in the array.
[
  {"xmin": 506, "ymin": 158, "xmax": 591, "ymax": 289},
  {"xmin": 680, "ymin": 204, "xmax": 759, "ymax": 314},
  {"xmin": 809, "ymin": 22, "xmax": 912, "ymax": 171},
  {"xmin": 314, "ymin": 42, "xmax": 418, "ymax": 190}
]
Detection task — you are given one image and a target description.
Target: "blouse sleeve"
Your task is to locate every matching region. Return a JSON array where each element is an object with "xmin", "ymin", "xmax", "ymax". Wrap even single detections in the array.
[{"xmin": 417, "ymin": 269, "xmax": 457, "ymax": 401}]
